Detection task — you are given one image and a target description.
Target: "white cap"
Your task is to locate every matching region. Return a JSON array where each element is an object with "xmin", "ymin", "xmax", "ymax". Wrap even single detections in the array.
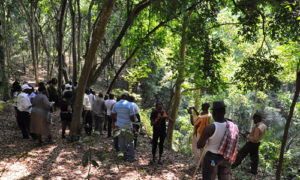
[
  {"xmin": 22, "ymin": 84, "xmax": 32, "ymax": 90},
  {"xmin": 65, "ymin": 83, "xmax": 72, "ymax": 89}
]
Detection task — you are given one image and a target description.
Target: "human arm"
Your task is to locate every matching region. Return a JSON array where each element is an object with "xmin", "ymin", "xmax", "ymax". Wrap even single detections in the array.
[
  {"xmin": 197, "ymin": 124, "xmax": 215, "ymax": 149},
  {"xmin": 247, "ymin": 127, "xmax": 260, "ymax": 143}
]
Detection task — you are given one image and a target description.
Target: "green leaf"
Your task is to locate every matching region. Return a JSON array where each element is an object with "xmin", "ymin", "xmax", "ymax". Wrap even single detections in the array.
[
  {"xmin": 91, "ymin": 160, "xmax": 99, "ymax": 167},
  {"xmin": 117, "ymin": 152, "xmax": 124, "ymax": 157},
  {"xmin": 297, "ymin": 17, "xmax": 300, "ymax": 20},
  {"xmin": 82, "ymin": 152, "xmax": 89, "ymax": 167},
  {"xmin": 113, "ymin": 130, "xmax": 121, "ymax": 137}
]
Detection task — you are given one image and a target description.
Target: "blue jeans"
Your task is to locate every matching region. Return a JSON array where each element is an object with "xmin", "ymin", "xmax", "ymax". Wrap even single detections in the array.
[{"xmin": 118, "ymin": 132, "xmax": 136, "ymax": 160}]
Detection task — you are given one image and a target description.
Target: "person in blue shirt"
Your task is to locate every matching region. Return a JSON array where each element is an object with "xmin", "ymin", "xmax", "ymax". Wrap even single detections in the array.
[{"xmin": 111, "ymin": 93, "xmax": 136, "ymax": 162}]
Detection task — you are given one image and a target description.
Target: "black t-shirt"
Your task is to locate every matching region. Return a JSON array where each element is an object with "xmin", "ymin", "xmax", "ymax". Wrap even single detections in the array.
[
  {"xmin": 60, "ymin": 99, "xmax": 71, "ymax": 112},
  {"xmin": 150, "ymin": 109, "xmax": 167, "ymax": 133}
]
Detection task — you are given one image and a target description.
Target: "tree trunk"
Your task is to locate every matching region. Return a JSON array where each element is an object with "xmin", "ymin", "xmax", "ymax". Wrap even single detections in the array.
[
  {"xmin": 87, "ymin": 0, "xmax": 158, "ymax": 87},
  {"xmin": 18, "ymin": 0, "xmax": 40, "ymax": 84},
  {"xmin": 165, "ymin": 10, "xmax": 192, "ymax": 148},
  {"xmin": 56, "ymin": 0, "xmax": 68, "ymax": 94},
  {"xmin": 276, "ymin": 71, "xmax": 300, "ymax": 180},
  {"xmin": 76, "ymin": 0, "xmax": 81, "ymax": 81},
  {"xmin": 106, "ymin": 20, "xmax": 168, "ymax": 94},
  {"xmin": 69, "ymin": 0, "xmax": 77, "ymax": 83},
  {"xmin": 70, "ymin": 0, "xmax": 115, "ymax": 139}
]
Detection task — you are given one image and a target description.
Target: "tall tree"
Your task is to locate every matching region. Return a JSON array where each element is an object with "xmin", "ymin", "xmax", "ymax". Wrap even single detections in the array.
[
  {"xmin": 18, "ymin": 0, "xmax": 40, "ymax": 84},
  {"xmin": 70, "ymin": 0, "xmax": 116, "ymax": 139},
  {"xmin": 69, "ymin": 0, "xmax": 77, "ymax": 83},
  {"xmin": 56, "ymin": 0, "xmax": 68, "ymax": 93}
]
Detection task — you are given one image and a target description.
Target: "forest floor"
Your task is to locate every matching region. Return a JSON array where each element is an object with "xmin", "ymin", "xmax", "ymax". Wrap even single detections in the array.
[
  {"xmin": 0, "ymin": 105, "xmax": 200, "ymax": 180},
  {"xmin": 0, "ymin": 104, "xmax": 264, "ymax": 180}
]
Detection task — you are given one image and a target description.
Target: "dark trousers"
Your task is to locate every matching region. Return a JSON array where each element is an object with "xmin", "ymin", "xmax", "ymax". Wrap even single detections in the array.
[
  {"xmin": 232, "ymin": 141, "xmax": 260, "ymax": 174},
  {"xmin": 107, "ymin": 115, "xmax": 112, "ymax": 137},
  {"xmin": 93, "ymin": 114, "xmax": 104, "ymax": 134},
  {"xmin": 104, "ymin": 115, "xmax": 108, "ymax": 130},
  {"xmin": 61, "ymin": 112, "xmax": 72, "ymax": 136},
  {"xmin": 152, "ymin": 131, "xmax": 166, "ymax": 157},
  {"xmin": 114, "ymin": 135, "xmax": 120, "ymax": 152},
  {"xmin": 202, "ymin": 151, "xmax": 231, "ymax": 180},
  {"xmin": 82, "ymin": 110, "xmax": 92, "ymax": 135},
  {"xmin": 16, "ymin": 110, "xmax": 31, "ymax": 139}
]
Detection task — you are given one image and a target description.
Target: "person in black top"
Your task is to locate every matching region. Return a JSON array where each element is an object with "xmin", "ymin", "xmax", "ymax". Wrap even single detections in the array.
[
  {"xmin": 60, "ymin": 91, "xmax": 73, "ymax": 138},
  {"xmin": 150, "ymin": 102, "xmax": 173, "ymax": 164}
]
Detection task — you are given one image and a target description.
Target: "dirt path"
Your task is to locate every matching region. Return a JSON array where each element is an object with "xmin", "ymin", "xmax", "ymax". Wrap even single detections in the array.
[{"xmin": 0, "ymin": 106, "xmax": 200, "ymax": 180}]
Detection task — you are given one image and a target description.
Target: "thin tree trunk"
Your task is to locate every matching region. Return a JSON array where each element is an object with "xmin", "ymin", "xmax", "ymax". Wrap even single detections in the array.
[
  {"xmin": 69, "ymin": 0, "xmax": 77, "ymax": 83},
  {"xmin": 165, "ymin": 10, "xmax": 192, "ymax": 148},
  {"xmin": 276, "ymin": 71, "xmax": 300, "ymax": 180},
  {"xmin": 76, "ymin": 0, "xmax": 81, "ymax": 81},
  {"xmin": 87, "ymin": 0, "xmax": 158, "ymax": 87},
  {"xmin": 56, "ymin": 0, "xmax": 68, "ymax": 94},
  {"xmin": 18, "ymin": 0, "xmax": 40, "ymax": 84},
  {"xmin": 106, "ymin": 20, "xmax": 168, "ymax": 94},
  {"xmin": 70, "ymin": 0, "xmax": 115, "ymax": 139}
]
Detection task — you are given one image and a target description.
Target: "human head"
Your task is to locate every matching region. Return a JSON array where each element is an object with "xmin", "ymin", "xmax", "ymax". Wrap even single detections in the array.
[
  {"xmin": 202, "ymin": 102, "xmax": 210, "ymax": 112},
  {"xmin": 128, "ymin": 96, "xmax": 135, "ymax": 102},
  {"xmin": 85, "ymin": 88, "xmax": 90, "ymax": 94},
  {"xmin": 121, "ymin": 92, "xmax": 129, "ymax": 100},
  {"xmin": 38, "ymin": 86, "xmax": 47, "ymax": 94},
  {"xmin": 212, "ymin": 101, "xmax": 226, "ymax": 122},
  {"xmin": 109, "ymin": 93, "xmax": 114, "ymax": 100},
  {"xmin": 22, "ymin": 84, "xmax": 32, "ymax": 94},
  {"xmin": 51, "ymin": 78, "xmax": 58, "ymax": 85},
  {"xmin": 253, "ymin": 112, "xmax": 263, "ymax": 124},
  {"xmin": 156, "ymin": 102, "xmax": 163, "ymax": 111},
  {"xmin": 98, "ymin": 92, "xmax": 103, "ymax": 98}
]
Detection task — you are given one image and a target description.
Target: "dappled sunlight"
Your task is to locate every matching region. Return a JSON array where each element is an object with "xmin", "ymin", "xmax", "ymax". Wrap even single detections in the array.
[{"xmin": 0, "ymin": 161, "xmax": 30, "ymax": 180}]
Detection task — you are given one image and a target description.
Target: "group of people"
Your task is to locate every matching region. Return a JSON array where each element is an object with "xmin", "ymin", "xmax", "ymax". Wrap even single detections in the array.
[
  {"xmin": 11, "ymin": 79, "xmax": 268, "ymax": 179},
  {"xmin": 188, "ymin": 101, "xmax": 267, "ymax": 179}
]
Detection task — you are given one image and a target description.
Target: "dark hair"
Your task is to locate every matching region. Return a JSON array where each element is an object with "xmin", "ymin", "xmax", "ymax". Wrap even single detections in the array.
[
  {"xmin": 128, "ymin": 96, "xmax": 135, "ymax": 102},
  {"xmin": 38, "ymin": 86, "xmax": 46, "ymax": 93},
  {"xmin": 85, "ymin": 88, "xmax": 90, "ymax": 94},
  {"xmin": 109, "ymin": 93, "xmax": 114, "ymax": 99},
  {"xmin": 98, "ymin": 92, "xmax": 103, "ymax": 98},
  {"xmin": 202, "ymin": 102, "xmax": 210, "ymax": 111},
  {"xmin": 253, "ymin": 112, "xmax": 263, "ymax": 122}
]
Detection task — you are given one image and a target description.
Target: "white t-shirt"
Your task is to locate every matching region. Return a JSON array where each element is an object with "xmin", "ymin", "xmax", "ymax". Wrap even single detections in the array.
[
  {"xmin": 88, "ymin": 93, "xmax": 95, "ymax": 107},
  {"xmin": 105, "ymin": 99, "xmax": 116, "ymax": 115},
  {"xmin": 17, "ymin": 92, "xmax": 32, "ymax": 113},
  {"xmin": 83, "ymin": 94, "xmax": 91, "ymax": 110},
  {"xmin": 206, "ymin": 122, "xmax": 227, "ymax": 154}
]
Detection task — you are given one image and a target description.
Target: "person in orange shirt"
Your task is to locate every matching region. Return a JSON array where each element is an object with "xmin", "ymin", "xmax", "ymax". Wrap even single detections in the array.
[{"xmin": 188, "ymin": 102, "xmax": 211, "ymax": 167}]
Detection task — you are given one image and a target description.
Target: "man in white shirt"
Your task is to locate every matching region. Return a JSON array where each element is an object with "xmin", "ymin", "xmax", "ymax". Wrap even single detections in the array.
[
  {"xmin": 83, "ymin": 89, "xmax": 92, "ymax": 135},
  {"xmin": 16, "ymin": 84, "xmax": 33, "ymax": 139},
  {"xmin": 105, "ymin": 93, "xmax": 116, "ymax": 137},
  {"xmin": 88, "ymin": 89, "xmax": 95, "ymax": 107}
]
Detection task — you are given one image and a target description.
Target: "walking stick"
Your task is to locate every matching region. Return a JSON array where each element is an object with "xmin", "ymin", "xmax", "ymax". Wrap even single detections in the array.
[{"xmin": 192, "ymin": 146, "xmax": 206, "ymax": 180}]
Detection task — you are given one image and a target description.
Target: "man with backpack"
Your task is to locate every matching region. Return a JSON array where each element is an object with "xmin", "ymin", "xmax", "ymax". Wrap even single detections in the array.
[{"xmin": 197, "ymin": 101, "xmax": 239, "ymax": 180}]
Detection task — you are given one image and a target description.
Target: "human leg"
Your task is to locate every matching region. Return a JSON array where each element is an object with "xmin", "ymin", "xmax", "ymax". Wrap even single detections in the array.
[
  {"xmin": 231, "ymin": 142, "xmax": 251, "ymax": 169},
  {"xmin": 202, "ymin": 151, "xmax": 218, "ymax": 180},
  {"xmin": 158, "ymin": 133, "xmax": 166, "ymax": 163},
  {"xmin": 249, "ymin": 142, "xmax": 260, "ymax": 175},
  {"xmin": 218, "ymin": 159, "xmax": 232, "ymax": 180},
  {"xmin": 107, "ymin": 116, "xmax": 112, "ymax": 137},
  {"xmin": 152, "ymin": 131, "xmax": 159, "ymax": 162}
]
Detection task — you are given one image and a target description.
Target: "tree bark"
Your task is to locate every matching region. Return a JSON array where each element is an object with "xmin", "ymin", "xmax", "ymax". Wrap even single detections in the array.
[
  {"xmin": 70, "ymin": 0, "xmax": 116, "ymax": 139},
  {"xmin": 87, "ymin": 0, "xmax": 158, "ymax": 87},
  {"xmin": 165, "ymin": 10, "xmax": 192, "ymax": 148},
  {"xmin": 18, "ymin": 0, "xmax": 40, "ymax": 84},
  {"xmin": 56, "ymin": 0, "xmax": 68, "ymax": 94},
  {"xmin": 76, "ymin": 0, "xmax": 82, "ymax": 81},
  {"xmin": 69, "ymin": 0, "xmax": 77, "ymax": 83},
  {"xmin": 276, "ymin": 71, "xmax": 300, "ymax": 180}
]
